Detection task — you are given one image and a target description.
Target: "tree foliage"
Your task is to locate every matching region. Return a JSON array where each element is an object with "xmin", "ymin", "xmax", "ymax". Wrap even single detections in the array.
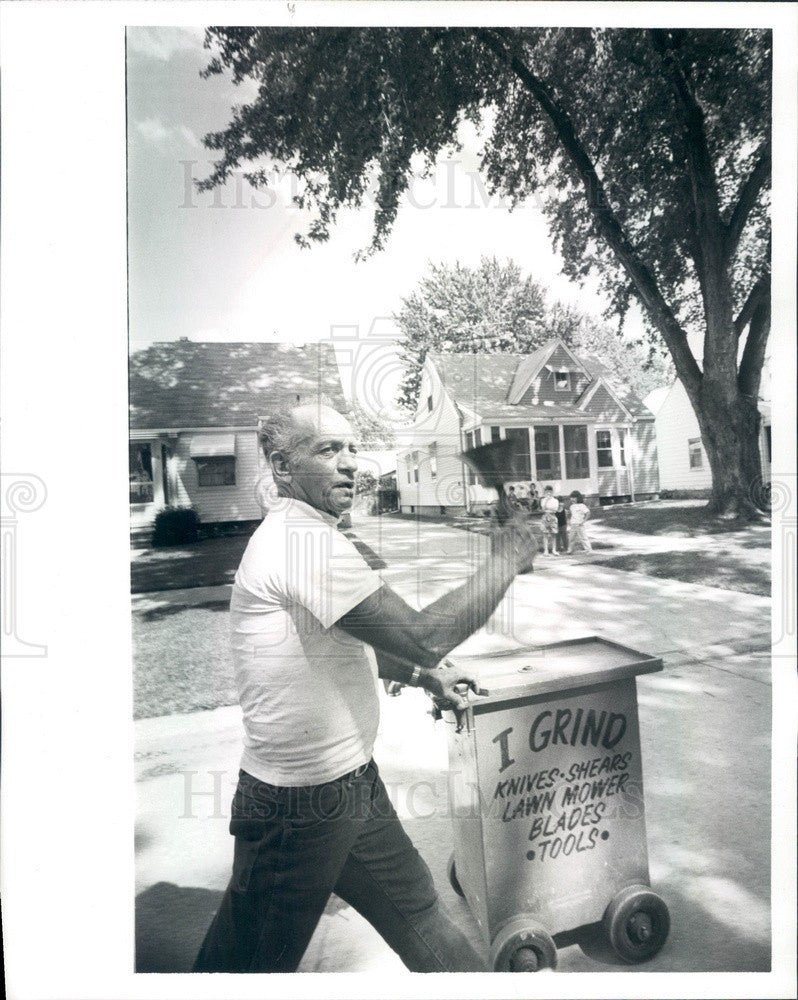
[
  {"xmin": 394, "ymin": 257, "xmax": 673, "ymax": 410},
  {"xmin": 394, "ymin": 257, "xmax": 546, "ymax": 408},
  {"xmin": 355, "ymin": 470, "xmax": 378, "ymax": 496},
  {"xmin": 201, "ymin": 26, "xmax": 771, "ymax": 515},
  {"xmin": 348, "ymin": 399, "xmax": 397, "ymax": 449}
]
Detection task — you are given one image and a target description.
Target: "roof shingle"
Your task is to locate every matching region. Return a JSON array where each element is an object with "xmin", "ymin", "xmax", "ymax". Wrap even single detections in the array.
[
  {"xmin": 428, "ymin": 343, "xmax": 652, "ymax": 420},
  {"xmin": 129, "ymin": 341, "xmax": 347, "ymax": 430}
]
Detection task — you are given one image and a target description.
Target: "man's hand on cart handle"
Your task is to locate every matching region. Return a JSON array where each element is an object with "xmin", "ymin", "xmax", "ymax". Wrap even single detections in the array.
[{"xmin": 426, "ymin": 658, "xmax": 487, "ymax": 711}]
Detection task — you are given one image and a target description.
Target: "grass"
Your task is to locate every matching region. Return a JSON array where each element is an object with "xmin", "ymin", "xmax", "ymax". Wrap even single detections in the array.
[
  {"xmin": 589, "ymin": 498, "xmax": 771, "ymax": 540},
  {"xmin": 591, "ymin": 550, "xmax": 770, "ymax": 597},
  {"xmin": 131, "ymin": 534, "xmax": 253, "ymax": 593},
  {"xmin": 133, "ymin": 600, "xmax": 236, "ymax": 719}
]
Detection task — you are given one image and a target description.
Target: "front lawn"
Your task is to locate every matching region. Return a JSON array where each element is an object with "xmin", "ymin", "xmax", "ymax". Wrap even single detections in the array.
[
  {"xmin": 131, "ymin": 534, "xmax": 253, "ymax": 593},
  {"xmin": 133, "ymin": 600, "xmax": 236, "ymax": 719},
  {"xmin": 589, "ymin": 498, "xmax": 771, "ymax": 541},
  {"xmin": 591, "ymin": 549, "xmax": 770, "ymax": 597}
]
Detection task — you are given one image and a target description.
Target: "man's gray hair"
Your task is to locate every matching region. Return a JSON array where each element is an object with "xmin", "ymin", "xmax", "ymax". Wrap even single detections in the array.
[
  {"xmin": 259, "ymin": 410, "xmax": 309, "ymax": 461},
  {"xmin": 259, "ymin": 396, "xmax": 346, "ymax": 460}
]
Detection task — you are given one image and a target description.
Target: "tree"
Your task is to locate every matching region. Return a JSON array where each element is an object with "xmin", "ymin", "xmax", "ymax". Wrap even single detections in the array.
[
  {"xmin": 394, "ymin": 259, "xmax": 673, "ymax": 410},
  {"xmin": 394, "ymin": 257, "xmax": 548, "ymax": 409},
  {"xmin": 549, "ymin": 300, "xmax": 676, "ymax": 402},
  {"xmin": 348, "ymin": 399, "xmax": 398, "ymax": 449},
  {"xmin": 200, "ymin": 27, "xmax": 771, "ymax": 517},
  {"xmin": 355, "ymin": 470, "xmax": 378, "ymax": 496}
]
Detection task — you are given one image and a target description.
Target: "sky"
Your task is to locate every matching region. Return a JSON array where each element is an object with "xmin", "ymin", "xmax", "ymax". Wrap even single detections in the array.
[{"xmin": 126, "ymin": 25, "xmax": 648, "ymax": 419}]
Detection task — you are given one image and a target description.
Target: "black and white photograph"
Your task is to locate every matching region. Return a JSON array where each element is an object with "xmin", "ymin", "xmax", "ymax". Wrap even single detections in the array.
[{"xmin": 1, "ymin": 2, "xmax": 796, "ymax": 999}]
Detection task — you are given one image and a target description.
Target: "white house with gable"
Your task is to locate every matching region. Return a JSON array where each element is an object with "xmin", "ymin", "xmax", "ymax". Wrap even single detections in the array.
[{"xmin": 397, "ymin": 339, "xmax": 661, "ymax": 516}]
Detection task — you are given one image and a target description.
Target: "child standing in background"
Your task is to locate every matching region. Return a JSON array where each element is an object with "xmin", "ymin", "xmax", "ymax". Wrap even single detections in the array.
[
  {"xmin": 540, "ymin": 485, "xmax": 559, "ymax": 555},
  {"xmin": 556, "ymin": 498, "xmax": 569, "ymax": 554},
  {"xmin": 568, "ymin": 491, "xmax": 592, "ymax": 553}
]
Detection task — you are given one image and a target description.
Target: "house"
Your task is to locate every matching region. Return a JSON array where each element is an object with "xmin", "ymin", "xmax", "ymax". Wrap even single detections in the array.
[
  {"xmin": 129, "ymin": 340, "xmax": 347, "ymax": 535},
  {"xmin": 649, "ymin": 360, "xmax": 772, "ymax": 494},
  {"xmin": 396, "ymin": 339, "xmax": 659, "ymax": 516}
]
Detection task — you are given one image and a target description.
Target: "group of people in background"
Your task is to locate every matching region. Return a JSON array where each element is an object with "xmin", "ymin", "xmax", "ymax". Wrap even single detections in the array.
[{"xmin": 507, "ymin": 482, "xmax": 593, "ymax": 556}]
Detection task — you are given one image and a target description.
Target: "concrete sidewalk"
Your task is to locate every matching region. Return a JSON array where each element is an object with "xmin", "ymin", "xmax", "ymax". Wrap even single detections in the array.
[{"xmin": 135, "ymin": 515, "xmax": 772, "ymax": 974}]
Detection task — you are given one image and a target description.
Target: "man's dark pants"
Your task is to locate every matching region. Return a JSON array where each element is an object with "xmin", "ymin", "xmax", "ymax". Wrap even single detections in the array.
[{"xmin": 193, "ymin": 760, "xmax": 486, "ymax": 972}]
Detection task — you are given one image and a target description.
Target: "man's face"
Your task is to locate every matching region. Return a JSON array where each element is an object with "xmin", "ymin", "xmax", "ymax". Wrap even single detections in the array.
[{"xmin": 285, "ymin": 407, "xmax": 360, "ymax": 517}]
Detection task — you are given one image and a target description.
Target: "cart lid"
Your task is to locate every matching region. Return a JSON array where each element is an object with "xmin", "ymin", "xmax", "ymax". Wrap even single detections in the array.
[{"xmin": 450, "ymin": 636, "xmax": 663, "ymax": 705}]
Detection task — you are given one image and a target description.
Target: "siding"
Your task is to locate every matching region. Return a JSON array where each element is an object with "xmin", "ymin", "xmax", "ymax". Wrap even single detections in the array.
[
  {"xmin": 654, "ymin": 381, "xmax": 712, "ymax": 490},
  {"xmin": 584, "ymin": 384, "xmax": 628, "ymax": 423},
  {"xmin": 398, "ymin": 362, "xmax": 473, "ymax": 510},
  {"xmin": 173, "ymin": 431, "xmax": 263, "ymax": 523},
  {"xmin": 518, "ymin": 344, "xmax": 590, "ymax": 405},
  {"xmin": 596, "ymin": 467, "xmax": 631, "ymax": 496},
  {"xmin": 630, "ymin": 421, "xmax": 660, "ymax": 494}
]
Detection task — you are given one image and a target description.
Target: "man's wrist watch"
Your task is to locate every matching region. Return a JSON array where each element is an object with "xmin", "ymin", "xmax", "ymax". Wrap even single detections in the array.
[{"xmin": 408, "ymin": 665, "xmax": 423, "ymax": 687}]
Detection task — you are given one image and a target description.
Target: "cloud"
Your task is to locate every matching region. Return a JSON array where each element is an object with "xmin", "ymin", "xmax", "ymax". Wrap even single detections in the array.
[
  {"xmin": 135, "ymin": 118, "xmax": 172, "ymax": 144},
  {"xmin": 178, "ymin": 126, "xmax": 203, "ymax": 149},
  {"xmin": 134, "ymin": 120, "xmax": 202, "ymax": 149},
  {"xmin": 127, "ymin": 26, "xmax": 204, "ymax": 61}
]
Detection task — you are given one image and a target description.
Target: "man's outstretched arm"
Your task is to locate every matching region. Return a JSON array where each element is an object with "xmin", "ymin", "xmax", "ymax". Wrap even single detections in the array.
[{"xmin": 337, "ymin": 519, "xmax": 537, "ymax": 705}]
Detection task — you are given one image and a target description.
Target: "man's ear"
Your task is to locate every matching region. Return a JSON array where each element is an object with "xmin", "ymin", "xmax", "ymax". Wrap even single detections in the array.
[{"xmin": 269, "ymin": 450, "xmax": 292, "ymax": 484}]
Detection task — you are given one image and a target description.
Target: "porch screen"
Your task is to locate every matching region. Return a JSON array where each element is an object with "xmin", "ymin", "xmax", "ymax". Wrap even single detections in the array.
[
  {"xmin": 564, "ymin": 425, "xmax": 590, "ymax": 479},
  {"xmin": 504, "ymin": 428, "xmax": 531, "ymax": 479},
  {"xmin": 534, "ymin": 426, "xmax": 561, "ymax": 480},
  {"xmin": 129, "ymin": 443, "xmax": 154, "ymax": 503}
]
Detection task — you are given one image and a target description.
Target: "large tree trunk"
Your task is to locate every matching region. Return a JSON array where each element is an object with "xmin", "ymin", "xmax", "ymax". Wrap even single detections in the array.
[{"xmin": 694, "ymin": 377, "xmax": 765, "ymax": 519}]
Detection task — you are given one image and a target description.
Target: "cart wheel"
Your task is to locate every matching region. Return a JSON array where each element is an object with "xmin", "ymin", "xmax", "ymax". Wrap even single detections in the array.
[
  {"xmin": 490, "ymin": 915, "xmax": 558, "ymax": 971},
  {"xmin": 446, "ymin": 854, "xmax": 464, "ymax": 897},
  {"xmin": 603, "ymin": 884, "xmax": 670, "ymax": 963}
]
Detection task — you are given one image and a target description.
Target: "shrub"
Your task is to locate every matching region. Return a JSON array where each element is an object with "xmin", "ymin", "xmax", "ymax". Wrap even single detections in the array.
[{"xmin": 152, "ymin": 506, "xmax": 201, "ymax": 547}]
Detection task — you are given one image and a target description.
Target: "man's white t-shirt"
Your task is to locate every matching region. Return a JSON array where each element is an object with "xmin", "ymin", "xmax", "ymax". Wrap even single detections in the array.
[{"xmin": 230, "ymin": 498, "xmax": 383, "ymax": 786}]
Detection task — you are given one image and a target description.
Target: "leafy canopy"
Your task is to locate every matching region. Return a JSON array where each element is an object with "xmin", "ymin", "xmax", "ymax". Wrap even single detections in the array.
[{"xmin": 201, "ymin": 27, "xmax": 770, "ymax": 337}]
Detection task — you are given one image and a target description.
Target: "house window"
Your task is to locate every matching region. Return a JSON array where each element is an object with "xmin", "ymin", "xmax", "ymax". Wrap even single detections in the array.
[
  {"xmin": 596, "ymin": 429, "xmax": 614, "ymax": 468},
  {"xmin": 563, "ymin": 425, "xmax": 590, "ymax": 479},
  {"xmin": 474, "ymin": 428, "xmax": 483, "ymax": 447},
  {"xmin": 428, "ymin": 442, "xmax": 437, "ymax": 479},
  {"xmin": 618, "ymin": 428, "xmax": 627, "ymax": 467},
  {"xmin": 427, "ymin": 394, "xmax": 433, "ymax": 412},
  {"xmin": 534, "ymin": 426, "xmax": 561, "ymax": 480},
  {"xmin": 688, "ymin": 438, "xmax": 703, "ymax": 469},
  {"xmin": 196, "ymin": 456, "xmax": 236, "ymax": 487},
  {"xmin": 505, "ymin": 427, "xmax": 532, "ymax": 479},
  {"xmin": 411, "ymin": 451, "xmax": 420, "ymax": 483},
  {"xmin": 554, "ymin": 371, "xmax": 571, "ymax": 391},
  {"xmin": 490, "ymin": 426, "xmax": 501, "ymax": 442}
]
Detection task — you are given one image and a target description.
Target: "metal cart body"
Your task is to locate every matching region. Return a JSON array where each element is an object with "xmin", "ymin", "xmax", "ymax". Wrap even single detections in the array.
[{"xmin": 444, "ymin": 636, "xmax": 669, "ymax": 969}]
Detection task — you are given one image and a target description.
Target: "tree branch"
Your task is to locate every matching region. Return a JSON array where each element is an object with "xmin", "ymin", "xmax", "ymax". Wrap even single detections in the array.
[
  {"xmin": 737, "ymin": 285, "xmax": 770, "ymax": 400},
  {"xmin": 733, "ymin": 271, "xmax": 769, "ymax": 342},
  {"xmin": 473, "ymin": 27, "xmax": 702, "ymax": 398},
  {"xmin": 649, "ymin": 30, "xmax": 727, "ymax": 282},
  {"xmin": 725, "ymin": 147, "xmax": 771, "ymax": 257}
]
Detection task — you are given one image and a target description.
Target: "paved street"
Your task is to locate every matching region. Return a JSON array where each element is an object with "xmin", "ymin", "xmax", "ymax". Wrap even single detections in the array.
[{"xmin": 135, "ymin": 513, "xmax": 772, "ymax": 974}]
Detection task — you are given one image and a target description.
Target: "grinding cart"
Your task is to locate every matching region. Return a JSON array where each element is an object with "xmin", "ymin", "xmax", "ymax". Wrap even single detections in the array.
[{"xmin": 441, "ymin": 636, "xmax": 670, "ymax": 972}]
